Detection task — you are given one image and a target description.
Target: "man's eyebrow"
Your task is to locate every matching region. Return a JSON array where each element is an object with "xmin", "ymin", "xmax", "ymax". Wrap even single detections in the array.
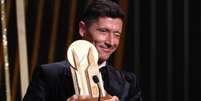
[{"xmin": 97, "ymin": 28, "xmax": 110, "ymax": 31}]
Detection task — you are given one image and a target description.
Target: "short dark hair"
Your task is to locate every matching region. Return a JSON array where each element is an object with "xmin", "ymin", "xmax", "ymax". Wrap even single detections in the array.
[{"xmin": 81, "ymin": 0, "xmax": 125, "ymax": 25}]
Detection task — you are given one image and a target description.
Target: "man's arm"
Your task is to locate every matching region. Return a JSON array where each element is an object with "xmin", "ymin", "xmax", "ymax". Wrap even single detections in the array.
[{"xmin": 124, "ymin": 72, "xmax": 143, "ymax": 101}]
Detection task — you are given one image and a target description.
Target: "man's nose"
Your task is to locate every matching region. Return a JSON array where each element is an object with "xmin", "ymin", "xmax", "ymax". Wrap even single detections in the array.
[{"xmin": 105, "ymin": 33, "xmax": 114, "ymax": 46}]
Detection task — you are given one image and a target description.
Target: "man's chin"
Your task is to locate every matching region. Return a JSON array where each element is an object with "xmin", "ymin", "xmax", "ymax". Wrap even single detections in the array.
[{"xmin": 99, "ymin": 56, "xmax": 109, "ymax": 62}]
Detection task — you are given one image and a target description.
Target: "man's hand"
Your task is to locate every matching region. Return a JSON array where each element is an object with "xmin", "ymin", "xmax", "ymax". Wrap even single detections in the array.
[
  {"xmin": 66, "ymin": 95, "xmax": 119, "ymax": 101},
  {"xmin": 66, "ymin": 95, "xmax": 90, "ymax": 101},
  {"xmin": 104, "ymin": 96, "xmax": 119, "ymax": 101}
]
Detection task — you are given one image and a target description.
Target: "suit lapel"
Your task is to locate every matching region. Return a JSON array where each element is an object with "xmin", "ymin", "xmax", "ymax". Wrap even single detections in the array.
[
  {"xmin": 100, "ymin": 65, "xmax": 130, "ymax": 101},
  {"xmin": 100, "ymin": 66, "xmax": 123, "ymax": 96}
]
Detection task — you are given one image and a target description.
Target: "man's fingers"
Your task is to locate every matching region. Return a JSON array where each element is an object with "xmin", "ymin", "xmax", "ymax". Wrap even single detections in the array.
[
  {"xmin": 112, "ymin": 96, "xmax": 119, "ymax": 101},
  {"xmin": 66, "ymin": 95, "xmax": 91, "ymax": 101},
  {"xmin": 67, "ymin": 95, "xmax": 119, "ymax": 101},
  {"xmin": 105, "ymin": 96, "xmax": 119, "ymax": 101},
  {"xmin": 72, "ymin": 95, "xmax": 79, "ymax": 99},
  {"xmin": 66, "ymin": 95, "xmax": 78, "ymax": 101}
]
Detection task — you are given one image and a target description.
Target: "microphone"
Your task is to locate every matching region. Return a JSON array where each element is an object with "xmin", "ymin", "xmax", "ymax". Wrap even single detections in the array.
[{"xmin": 93, "ymin": 75, "xmax": 101, "ymax": 101}]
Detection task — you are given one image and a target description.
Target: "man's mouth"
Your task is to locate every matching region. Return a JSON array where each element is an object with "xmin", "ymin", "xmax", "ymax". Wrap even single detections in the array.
[{"xmin": 99, "ymin": 46, "xmax": 113, "ymax": 53}]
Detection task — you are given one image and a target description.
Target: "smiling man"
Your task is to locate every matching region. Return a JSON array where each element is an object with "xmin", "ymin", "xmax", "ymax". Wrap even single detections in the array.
[
  {"xmin": 23, "ymin": 0, "xmax": 143, "ymax": 101},
  {"xmin": 79, "ymin": 16, "xmax": 122, "ymax": 64}
]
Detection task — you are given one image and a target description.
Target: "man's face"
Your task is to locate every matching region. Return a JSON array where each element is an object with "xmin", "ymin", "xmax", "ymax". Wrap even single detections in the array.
[{"xmin": 79, "ymin": 17, "xmax": 123, "ymax": 63}]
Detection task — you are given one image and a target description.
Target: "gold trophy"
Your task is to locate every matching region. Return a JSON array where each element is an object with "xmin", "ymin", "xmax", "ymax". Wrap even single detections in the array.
[{"xmin": 67, "ymin": 40, "xmax": 111, "ymax": 101}]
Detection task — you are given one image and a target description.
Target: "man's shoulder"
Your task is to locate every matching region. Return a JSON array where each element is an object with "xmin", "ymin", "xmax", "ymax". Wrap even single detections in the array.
[
  {"xmin": 41, "ymin": 60, "xmax": 68, "ymax": 68},
  {"xmin": 37, "ymin": 60, "xmax": 70, "ymax": 76},
  {"xmin": 106, "ymin": 65, "xmax": 137, "ymax": 82},
  {"xmin": 107, "ymin": 65, "xmax": 135, "ymax": 75}
]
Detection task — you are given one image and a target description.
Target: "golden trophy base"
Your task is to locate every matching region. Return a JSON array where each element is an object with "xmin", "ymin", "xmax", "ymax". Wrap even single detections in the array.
[{"xmin": 79, "ymin": 95, "xmax": 112, "ymax": 101}]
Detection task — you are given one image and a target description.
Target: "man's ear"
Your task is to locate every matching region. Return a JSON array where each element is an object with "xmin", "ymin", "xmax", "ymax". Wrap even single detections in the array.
[{"xmin": 79, "ymin": 21, "xmax": 86, "ymax": 37}]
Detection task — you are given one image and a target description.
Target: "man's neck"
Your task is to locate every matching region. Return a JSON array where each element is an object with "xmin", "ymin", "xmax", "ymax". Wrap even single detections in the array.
[{"xmin": 98, "ymin": 61, "xmax": 106, "ymax": 68}]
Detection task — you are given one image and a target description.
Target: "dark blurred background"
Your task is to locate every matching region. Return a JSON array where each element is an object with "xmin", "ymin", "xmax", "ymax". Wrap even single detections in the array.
[{"xmin": 0, "ymin": 0, "xmax": 200, "ymax": 101}]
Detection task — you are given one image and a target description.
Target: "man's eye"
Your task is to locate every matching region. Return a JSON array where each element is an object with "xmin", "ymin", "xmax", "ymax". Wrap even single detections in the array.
[
  {"xmin": 114, "ymin": 32, "xmax": 121, "ymax": 37},
  {"xmin": 98, "ymin": 29, "xmax": 107, "ymax": 32}
]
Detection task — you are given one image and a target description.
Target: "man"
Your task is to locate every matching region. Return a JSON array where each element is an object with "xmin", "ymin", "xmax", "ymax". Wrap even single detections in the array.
[{"xmin": 23, "ymin": 0, "xmax": 143, "ymax": 101}]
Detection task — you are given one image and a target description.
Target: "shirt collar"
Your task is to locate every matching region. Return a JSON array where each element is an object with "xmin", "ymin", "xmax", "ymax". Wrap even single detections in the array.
[{"xmin": 98, "ymin": 61, "xmax": 107, "ymax": 69}]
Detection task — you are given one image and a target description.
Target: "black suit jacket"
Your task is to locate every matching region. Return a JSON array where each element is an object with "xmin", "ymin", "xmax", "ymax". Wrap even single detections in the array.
[{"xmin": 23, "ymin": 61, "xmax": 143, "ymax": 101}]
